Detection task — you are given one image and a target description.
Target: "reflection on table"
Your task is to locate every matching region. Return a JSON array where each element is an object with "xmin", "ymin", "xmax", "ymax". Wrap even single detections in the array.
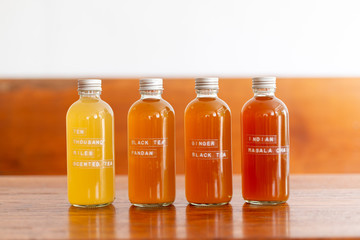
[
  {"xmin": 242, "ymin": 203, "xmax": 290, "ymax": 238},
  {"xmin": 68, "ymin": 204, "xmax": 116, "ymax": 239},
  {"xmin": 186, "ymin": 204, "xmax": 234, "ymax": 238},
  {"xmin": 128, "ymin": 205, "xmax": 176, "ymax": 238}
]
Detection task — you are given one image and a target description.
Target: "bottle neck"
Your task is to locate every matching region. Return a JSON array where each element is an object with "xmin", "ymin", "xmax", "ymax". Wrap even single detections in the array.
[
  {"xmin": 79, "ymin": 90, "xmax": 101, "ymax": 99},
  {"xmin": 253, "ymin": 88, "xmax": 275, "ymax": 97},
  {"xmin": 196, "ymin": 89, "xmax": 218, "ymax": 98},
  {"xmin": 140, "ymin": 90, "xmax": 163, "ymax": 99}
]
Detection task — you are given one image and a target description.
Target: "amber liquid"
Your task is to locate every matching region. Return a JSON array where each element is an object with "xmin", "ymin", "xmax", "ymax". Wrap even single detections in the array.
[
  {"xmin": 128, "ymin": 97, "xmax": 175, "ymax": 206},
  {"xmin": 185, "ymin": 95, "xmax": 232, "ymax": 205},
  {"xmin": 241, "ymin": 95, "xmax": 289, "ymax": 203}
]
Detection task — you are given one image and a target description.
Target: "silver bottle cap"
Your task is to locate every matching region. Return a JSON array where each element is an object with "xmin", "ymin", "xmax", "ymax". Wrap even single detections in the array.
[
  {"xmin": 195, "ymin": 77, "xmax": 219, "ymax": 90},
  {"xmin": 139, "ymin": 78, "xmax": 163, "ymax": 91},
  {"xmin": 252, "ymin": 77, "xmax": 276, "ymax": 89},
  {"xmin": 78, "ymin": 79, "xmax": 102, "ymax": 91}
]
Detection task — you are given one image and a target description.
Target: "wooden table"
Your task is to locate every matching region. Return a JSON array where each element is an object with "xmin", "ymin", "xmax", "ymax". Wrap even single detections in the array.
[{"xmin": 1, "ymin": 175, "xmax": 360, "ymax": 239}]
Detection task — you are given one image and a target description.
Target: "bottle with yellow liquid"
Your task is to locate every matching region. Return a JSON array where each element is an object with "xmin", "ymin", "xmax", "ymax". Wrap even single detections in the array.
[{"xmin": 66, "ymin": 79, "xmax": 115, "ymax": 207}]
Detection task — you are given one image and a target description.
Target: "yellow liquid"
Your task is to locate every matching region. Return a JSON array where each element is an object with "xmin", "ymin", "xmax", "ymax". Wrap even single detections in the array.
[{"xmin": 66, "ymin": 94, "xmax": 115, "ymax": 207}]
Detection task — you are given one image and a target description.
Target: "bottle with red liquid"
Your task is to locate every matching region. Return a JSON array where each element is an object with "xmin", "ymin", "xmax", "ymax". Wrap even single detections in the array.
[{"xmin": 241, "ymin": 77, "xmax": 289, "ymax": 205}]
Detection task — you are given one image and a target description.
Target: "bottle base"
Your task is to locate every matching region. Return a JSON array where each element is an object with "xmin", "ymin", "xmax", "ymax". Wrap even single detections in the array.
[
  {"xmin": 189, "ymin": 202, "xmax": 229, "ymax": 207},
  {"xmin": 132, "ymin": 202, "xmax": 173, "ymax": 208},
  {"xmin": 245, "ymin": 200, "xmax": 286, "ymax": 205},
  {"xmin": 72, "ymin": 202, "xmax": 113, "ymax": 208}
]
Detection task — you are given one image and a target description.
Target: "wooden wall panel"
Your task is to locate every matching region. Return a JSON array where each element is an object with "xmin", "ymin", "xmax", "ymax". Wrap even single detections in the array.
[{"xmin": 0, "ymin": 78, "xmax": 359, "ymax": 175}]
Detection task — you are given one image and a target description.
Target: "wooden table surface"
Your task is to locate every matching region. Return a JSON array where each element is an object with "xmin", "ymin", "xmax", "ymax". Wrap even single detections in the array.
[{"xmin": 1, "ymin": 175, "xmax": 360, "ymax": 239}]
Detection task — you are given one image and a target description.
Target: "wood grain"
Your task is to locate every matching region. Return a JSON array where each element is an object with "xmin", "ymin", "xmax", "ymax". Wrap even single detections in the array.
[
  {"xmin": 1, "ymin": 175, "xmax": 360, "ymax": 239},
  {"xmin": 1, "ymin": 78, "xmax": 360, "ymax": 174}
]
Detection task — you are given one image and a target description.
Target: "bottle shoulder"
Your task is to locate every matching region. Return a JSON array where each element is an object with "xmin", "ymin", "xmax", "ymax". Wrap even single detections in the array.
[
  {"xmin": 242, "ymin": 96, "xmax": 288, "ymax": 115},
  {"xmin": 100, "ymin": 99, "xmax": 114, "ymax": 115},
  {"xmin": 128, "ymin": 98, "xmax": 175, "ymax": 115},
  {"xmin": 67, "ymin": 98, "xmax": 114, "ymax": 117},
  {"xmin": 185, "ymin": 97, "xmax": 231, "ymax": 115}
]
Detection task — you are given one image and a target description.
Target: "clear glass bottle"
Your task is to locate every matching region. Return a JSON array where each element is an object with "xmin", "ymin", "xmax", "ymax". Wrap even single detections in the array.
[
  {"xmin": 128, "ymin": 78, "xmax": 175, "ymax": 207},
  {"xmin": 184, "ymin": 77, "xmax": 233, "ymax": 206},
  {"xmin": 66, "ymin": 79, "xmax": 115, "ymax": 207},
  {"xmin": 241, "ymin": 77, "xmax": 290, "ymax": 205}
]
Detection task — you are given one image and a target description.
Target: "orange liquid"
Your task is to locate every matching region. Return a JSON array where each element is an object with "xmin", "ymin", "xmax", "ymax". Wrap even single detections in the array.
[
  {"xmin": 241, "ymin": 95, "xmax": 289, "ymax": 202},
  {"xmin": 185, "ymin": 97, "xmax": 232, "ymax": 204},
  {"xmin": 128, "ymin": 98, "xmax": 175, "ymax": 205}
]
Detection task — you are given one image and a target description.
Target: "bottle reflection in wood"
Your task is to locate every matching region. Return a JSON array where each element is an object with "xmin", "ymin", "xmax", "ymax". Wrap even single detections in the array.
[
  {"xmin": 68, "ymin": 204, "xmax": 116, "ymax": 238},
  {"xmin": 128, "ymin": 78, "xmax": 175, "ymax": 207},
  {"xmin": 241, "ymin": 77, "xmax": 290, "ymax": 205},
  {"xmin": 186, "ymin": 204, "xmax": 233, "ymax": 238},
  {"xmin": 129, "ymin": 205, "xmax": 176, "ymax": 238},
  {"xmin": 185, "ymin": 78, "xmax": 233, "ymax": 206},
  {"xmin": 242, "ymin": 203, "xmax": 290, "ymax": 237}
]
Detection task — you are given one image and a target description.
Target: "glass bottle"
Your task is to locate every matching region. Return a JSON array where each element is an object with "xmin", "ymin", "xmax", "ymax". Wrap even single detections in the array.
[
  {"xmin": 66, "ymin": 79, "xmax": 115, "ymax": 207},
  {"xmin": 184, "ymin": 77, "xmax": 233, "ymax": 206},
  {"xmin": 128, "ymin": 78, "xmax": 175, "ymax": 207},
  {"xmin": 241, "ymin": 77, "xmax": 290, "ymax": 205}
]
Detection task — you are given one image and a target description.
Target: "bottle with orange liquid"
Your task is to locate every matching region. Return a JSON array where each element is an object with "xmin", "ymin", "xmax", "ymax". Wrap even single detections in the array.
[
  {"xmin": 185, "ymin": 78, "xmax": 233, "ymax": 206},
  {"xmin": 128, "ymin": 78, "xmax": 175, "ymax": 207},
  {"xmin": 66, "ymin": 79, "xmax": 115, "ymax": 207},
  {"xmin": 241, "ymin": 77, "xmax": 290, "ymax": 205}
]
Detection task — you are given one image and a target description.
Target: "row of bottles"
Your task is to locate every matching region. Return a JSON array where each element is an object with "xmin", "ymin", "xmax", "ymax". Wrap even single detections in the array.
[{"xmin": 66, "ymin": 77, "xmax": 290, "ymax": 208}]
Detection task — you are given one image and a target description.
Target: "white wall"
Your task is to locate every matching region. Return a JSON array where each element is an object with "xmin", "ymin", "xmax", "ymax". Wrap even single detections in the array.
[{"xmin": 1, "ymin": 0, "xmax": 360, "ymax": 78}]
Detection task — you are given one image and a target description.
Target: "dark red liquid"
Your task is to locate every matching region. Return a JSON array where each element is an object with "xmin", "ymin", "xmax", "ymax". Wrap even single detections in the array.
[{"xmin": 241, "ymin": 95, "xmax": 289, "ymax": 202}]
